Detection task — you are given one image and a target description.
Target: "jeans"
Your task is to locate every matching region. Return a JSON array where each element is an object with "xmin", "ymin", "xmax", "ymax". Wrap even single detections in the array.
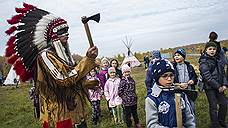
[{"xmin": 205, "ymin": 89, "xmax": 228, "ymax": 128}]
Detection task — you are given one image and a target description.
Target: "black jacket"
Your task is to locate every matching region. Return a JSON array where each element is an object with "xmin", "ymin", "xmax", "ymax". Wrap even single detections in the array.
[
  {"xmin": 199, "ymin": 54, "xmax": 228, "ymax": 90},
  {"xmin": 172, "ymin": 61, "xmax": 198, "ymax": 90}
]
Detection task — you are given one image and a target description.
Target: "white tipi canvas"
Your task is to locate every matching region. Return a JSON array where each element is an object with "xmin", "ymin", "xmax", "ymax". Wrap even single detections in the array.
[
  {"xmin": 121, "ymin": 56, "xmax": 141, "ymax": 68},
  {"xmin": 3, "ymin": 66, "xmax": 18, "ymax": 85},
  {"xmin": 121, "ymin": 36, "xmax": 141, "ymax": 68}
]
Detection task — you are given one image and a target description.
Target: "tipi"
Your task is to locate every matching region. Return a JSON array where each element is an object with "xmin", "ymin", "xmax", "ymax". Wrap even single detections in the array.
[
  {"xmin": 3, "ymin": 66, "xmax": 19, "ymax": 85},
  {"xmin": 121, "ymin": 36, "xmax": 141, "ymax": 68}
]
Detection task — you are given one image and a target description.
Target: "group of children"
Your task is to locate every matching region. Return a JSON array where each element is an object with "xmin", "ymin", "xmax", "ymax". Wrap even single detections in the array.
[
  {"xmin": 145, "ymin": 31, "xmax": 227, "ymax": 128},
  {"xmin": 86, "ymin": 58, "xmax": 141, "ymax": 128},
  {"xmin": 85, "ymin": 31, "xmax": 227, "ymax": 128}
]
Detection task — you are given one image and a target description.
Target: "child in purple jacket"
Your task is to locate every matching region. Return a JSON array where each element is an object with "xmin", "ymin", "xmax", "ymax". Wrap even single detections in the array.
[
  {"xmin": 87, "ymin": 69, "xmax": 103, "ymax": 125},
  {"xmin": 98, "ymin": 57, "xmax": 109, "ymax": 89},
  {"xmin": 118, "ymin": 64, "xmax": 141, "ymax": 128}
]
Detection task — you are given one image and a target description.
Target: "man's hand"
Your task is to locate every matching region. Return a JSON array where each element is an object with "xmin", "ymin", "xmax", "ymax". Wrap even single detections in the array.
[
  {"xmin": 86, "ymin": 46, "xmax": 98, "ymax": 59},
  {"xmin": 83, "ymin": 79, "xmax": 99, "ymax": 89}
]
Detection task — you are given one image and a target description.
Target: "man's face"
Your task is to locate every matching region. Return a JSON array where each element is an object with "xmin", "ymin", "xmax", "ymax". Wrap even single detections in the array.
[
  {"xmin": 57, "ymin": 27, "xmax": 69, "ymax": 45},
  {"xmin": 59, "ymin": 33, "xmax": 69, "ymax": 45},
  {"xmin": 174, "ymin": 53, "xmax": 184, "ymax": 63},
  {"xmin": 206, "ymin": 46, "xmax": 217, "ymax": 57}
]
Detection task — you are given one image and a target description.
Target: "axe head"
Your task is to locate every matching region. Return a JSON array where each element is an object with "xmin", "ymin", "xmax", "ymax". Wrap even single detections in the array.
[{"xmin": 82, "ymin": 13, "xmax": 100, "ymax": 24}]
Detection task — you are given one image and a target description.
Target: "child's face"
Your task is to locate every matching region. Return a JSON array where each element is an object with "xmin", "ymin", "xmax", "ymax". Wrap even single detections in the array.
[
  {"xmin": 206, "ymin": 46, "xmax": 217, "ymax": 57},
  {"xmin": 102, "ymin": 61, "xmax": 109, "ymax": 68},
  {"xmin": 174, "ymin": 53, "xmax": 184, "ymax": 63},
  {"xmin": 111, "ymin": 60, "xmax": 118, "ymax": 68},
  {"xmin": 109, "ymin": 71, "xmax": 116, "ymax": 78},
  {"xmin": 90, "ymin": 69, "xmax": 96, "ymax": 77},
  {"xmin": 158, "ymin": 72, "xmax": 174, "ymax": 87},
  {"xmin": 123, "ymin": 71, "xmax": 131, "ymax": 77},
  {"xmin": 95, "ymin": 66, "xmax": 100, "ymax": 72}
]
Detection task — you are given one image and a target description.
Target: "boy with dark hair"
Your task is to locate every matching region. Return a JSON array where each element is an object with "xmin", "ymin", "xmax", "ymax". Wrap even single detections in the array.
[
  {"xmin": 208, "ymin": 31, "xmax": 227, "ymax": 66},
  {"xmin": 199, "ymin": 42, "xmax": 228, "ymax": 128}
]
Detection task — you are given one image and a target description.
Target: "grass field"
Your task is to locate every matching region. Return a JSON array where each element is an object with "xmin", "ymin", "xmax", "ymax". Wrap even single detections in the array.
[{"xmin": 0, "ymin": 66, "xmax": 228, "ymax": 128}]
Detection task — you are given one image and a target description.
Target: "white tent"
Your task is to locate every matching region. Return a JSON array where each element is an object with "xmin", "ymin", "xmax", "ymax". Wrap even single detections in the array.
[
  {"xmin": 121, "ymin": 36, "xmax": 141, "ymax": 68},
  {"xmin": 3, "ymin": 66, "xmax": 19, "ymax": 85},
  {"xmin": 121, "ymin": 56, "xmax": 141, "ymax": 68}
]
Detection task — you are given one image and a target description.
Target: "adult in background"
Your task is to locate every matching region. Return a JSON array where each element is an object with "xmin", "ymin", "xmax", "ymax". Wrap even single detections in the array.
[
  {"xmin": 5, "ymin": 3, "xmax": 98, "ymax": 128},
  {"xmin": 144, "ymin": 55, "xmax": 150, "ymax": 69}
]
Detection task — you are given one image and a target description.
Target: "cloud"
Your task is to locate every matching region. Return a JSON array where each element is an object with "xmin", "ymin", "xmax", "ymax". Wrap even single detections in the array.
[{"xmin": 1, "ymin": 0, "xmax": 228, "ymax": 57}]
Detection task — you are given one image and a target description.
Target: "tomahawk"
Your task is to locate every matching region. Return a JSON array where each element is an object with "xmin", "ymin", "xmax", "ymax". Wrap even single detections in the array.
[{"xmin": 81, "ymin": 13, "xmax": 100, "ymax": 47}]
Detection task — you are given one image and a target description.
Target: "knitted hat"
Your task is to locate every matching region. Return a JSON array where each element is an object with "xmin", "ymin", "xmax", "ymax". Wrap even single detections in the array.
[
  {"xmin": 108, "ymin": 67, "xmax": 116, "ymax": 74},
  {"xmin": 121, "ymin": 64, "xmax": 131, "ymax": 73},
  {"xmin": 174, "ymin": 48, "xmax": 186, "ymax": 59},
  {"xmin": 101, "ymin": 57, "xmax": 109, "ymax": 64},
  {"xmin": 152, "ymin": 59, "xmax": 175, "ymax": 83},
  {"xmin": 205, "ymin": 42, "xmax": 217, "ymax": 50},
  {"xmin": 151, "ymin": 50, "xmax": 161, "ymax": 59}
]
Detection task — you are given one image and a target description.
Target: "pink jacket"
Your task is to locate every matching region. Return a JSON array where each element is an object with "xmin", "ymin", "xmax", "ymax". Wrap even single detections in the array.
[
  {"xmin": 104, "ymin": 77, "xmax": 122, "ymax": 107},
  {"xmin": 87, "ymin": 75, "xmax": 103, "ymax": 101}
]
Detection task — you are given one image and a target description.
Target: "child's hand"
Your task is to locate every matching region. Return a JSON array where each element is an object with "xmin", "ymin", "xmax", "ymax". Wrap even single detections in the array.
[
  {"xmin": 218, "ymin": 86, "xmax": 226, "ymax": 93},
  {"xmin": 219, "ymin": 87, "xmax": 223, "ymax": 92},
  {"xmin": 222, "ymin": 86, "xmax": 227, "ymax": 91},
  {"xmin": 180, "ymin": 83, "xmax": 188, "ymax": 89},
  {"xmin": 187, "ymin": 80, "xmax": 194, "ymax": 85}
]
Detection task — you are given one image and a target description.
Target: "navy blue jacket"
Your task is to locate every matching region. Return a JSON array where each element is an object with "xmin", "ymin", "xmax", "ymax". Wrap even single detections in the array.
[
  {"xmin": 145, "ymin": 84, "xmax": 195, "ymax": 127},
  {"xmin": 199, "ymin": 54, "xmax": 228, "ymax": 89}
]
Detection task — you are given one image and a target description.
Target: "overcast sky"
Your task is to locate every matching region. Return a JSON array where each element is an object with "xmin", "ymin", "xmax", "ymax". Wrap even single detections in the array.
[{"xmin": 1, "ymin": 0, "xmax": 228, "ymax": 57}]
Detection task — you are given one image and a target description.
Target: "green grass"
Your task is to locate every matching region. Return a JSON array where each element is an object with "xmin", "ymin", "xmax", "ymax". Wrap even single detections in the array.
[{"xmin": 0, "ymin": 66, "xmax": 227, "ymax": 128}]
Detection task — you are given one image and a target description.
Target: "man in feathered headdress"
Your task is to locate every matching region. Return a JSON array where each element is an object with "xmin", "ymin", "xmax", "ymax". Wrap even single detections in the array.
[{"xmin": 5, "ymin": 3, "xmax": 98, "ymax": 128}]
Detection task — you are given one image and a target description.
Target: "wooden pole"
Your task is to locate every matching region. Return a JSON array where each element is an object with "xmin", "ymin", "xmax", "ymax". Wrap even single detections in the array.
[
  {"xmin": 83, "ymin": 22, "xmax": 94, "ymax": 47},
  {"xmin": 175, "ymin": 93, "xmax": 182, "ymax": 128}
]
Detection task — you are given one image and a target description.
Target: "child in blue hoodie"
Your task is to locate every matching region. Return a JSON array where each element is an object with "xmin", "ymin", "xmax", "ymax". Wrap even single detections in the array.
[{"xmin": 145, "ymin": 59, "xmax": 195, "ymax": 128}]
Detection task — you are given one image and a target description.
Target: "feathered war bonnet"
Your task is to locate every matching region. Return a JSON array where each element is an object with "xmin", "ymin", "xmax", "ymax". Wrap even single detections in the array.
[{"xmin": 5, "ymin": 3, "xmax": 69, "ymax": 82}]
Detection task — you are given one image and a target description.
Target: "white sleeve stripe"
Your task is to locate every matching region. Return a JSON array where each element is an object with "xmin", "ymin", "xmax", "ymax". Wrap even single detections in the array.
[{"xmin": 41, "ymin": 52, "xmax": 78, "ymax": 80}]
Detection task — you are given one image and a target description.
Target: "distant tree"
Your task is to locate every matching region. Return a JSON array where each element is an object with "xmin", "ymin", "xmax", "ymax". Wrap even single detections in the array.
[{"xmin": 0, "ymin": 56, "xmax": 11, "ymax": 77}]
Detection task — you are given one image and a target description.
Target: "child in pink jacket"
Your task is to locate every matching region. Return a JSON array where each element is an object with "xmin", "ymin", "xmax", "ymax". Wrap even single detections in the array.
[
  {"xmin": 87, "ymin": 69, "xmax": 103, "ymax": 125},
  {"xmin": 104, "ymin": 67, "xmax": 123, "ymax": 123}
]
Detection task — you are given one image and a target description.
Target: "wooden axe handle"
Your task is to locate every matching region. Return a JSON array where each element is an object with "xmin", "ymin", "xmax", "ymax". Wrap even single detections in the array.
[
  {"xmin": 175, "ymin": 93, "xmax": 182, "ymax": 128},
  {"xmin": 83, "ymin": 22, "xmax": 94, "ymax": 47}
]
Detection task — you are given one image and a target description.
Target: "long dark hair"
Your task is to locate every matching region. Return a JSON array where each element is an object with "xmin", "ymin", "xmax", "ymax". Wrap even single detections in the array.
[{"xmin": 110, "ymin": 59, "xmax": 119, "ymax": 68}]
